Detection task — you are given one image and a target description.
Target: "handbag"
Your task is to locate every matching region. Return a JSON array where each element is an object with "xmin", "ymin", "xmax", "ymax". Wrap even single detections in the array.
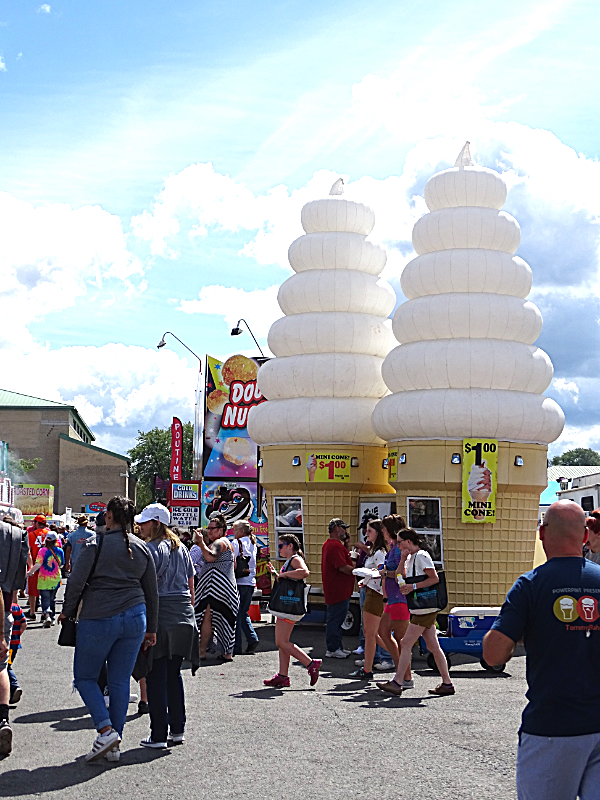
[
  {"xmin": 58, "ymin": 533, "xmax": 104, "ymax": 647},
  {"xmin": 406, "ymin": 551, "xmax": 448, "ymax": 612},
  {"xmin": 234, "ymin": 538, "xmax": 251, "ymax": 579},
  {"xmin": 267, "ymin": 558, "xmax": 309, "ymax": 618}
]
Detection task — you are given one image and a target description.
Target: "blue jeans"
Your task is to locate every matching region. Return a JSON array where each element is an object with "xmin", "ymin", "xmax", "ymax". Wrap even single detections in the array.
[
  {"xmin": 146, "ymin": 655, "xmax": 185, "ymax": 743},
  {"xmin": 325, "ymin": 598, "xmax": 350, "ymax": 652},
  {"xmin": 8, "ymin": 648, "xmax": 19, "ymax": 692},
  {"xmin": 40, "ymin": 587, "xmax": 59, "ymax": 620},
  {"xmin": 517, "ymin": 731, "xmax": 600, "ymax": 799},
  {"xmin": 235, "ymin": 585, "xmax": 259, "ymax": 652},
  {"xmin": 359, "ymin": 586, "xmax": 390, "ymax": 662},
  {"xmin": 74, "ymin": 603, "xmax": 146, "ymax": 735}
]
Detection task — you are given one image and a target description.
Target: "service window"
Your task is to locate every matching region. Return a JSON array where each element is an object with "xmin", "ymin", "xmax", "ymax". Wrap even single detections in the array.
[
  {"xmin": 581, "ymin": 495, "xmax": 595, "ymax": 512},
  {"xmin": 407, "ymin": 497, "xmax": 444, "ymax": 567},
  {"xmin": 273, "ymin": 497, "xmax": 304, "ymax": 557}
]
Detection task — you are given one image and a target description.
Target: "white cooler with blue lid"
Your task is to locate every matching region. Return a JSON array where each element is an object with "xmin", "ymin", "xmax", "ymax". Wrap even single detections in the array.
[{"xmin": 448, "ymin": 607, "xmax": 502, "ymax": 637}]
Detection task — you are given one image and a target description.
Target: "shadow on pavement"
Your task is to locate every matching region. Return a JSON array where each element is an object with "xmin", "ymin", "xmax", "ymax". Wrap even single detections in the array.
[
  {"xmin": 0, "ymin": 750, "xmax": 170, "ymax": 796},
  {"xmin": 14, "ymin": 706, "xmax": 142, "ymax": 732},
  {"xmin": 230, "ymin": 688, "xmax": 312, "ymax": 700},
  {"xmin": 14, "ymin": 706, "xmax": 89, "ymax": 724}
]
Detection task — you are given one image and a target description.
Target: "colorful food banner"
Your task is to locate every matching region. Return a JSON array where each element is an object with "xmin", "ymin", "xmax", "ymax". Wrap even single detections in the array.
[
  {"xmin": 170, "ymin": 417, "xmax": 183, "ymax": 481},
  {"xmin": 203, "ymin": 355, "xmax": 266, "ymax": 480},
  {"xmin": 14, "ymin": 484, "xmax": 54, "ymax": 516},
  {"xmin": 201, "ymin": 479, "xmax": 271, "ymax": 592},
  {"xmin": 305, "ymin": 452, "xmax": 352, "ymax": 483},
  {"xmin": 462, "ymin": 438, "xmax": 498, "ymax": 523}
]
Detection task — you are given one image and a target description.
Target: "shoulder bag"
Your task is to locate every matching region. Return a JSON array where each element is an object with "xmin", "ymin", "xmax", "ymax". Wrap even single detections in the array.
[
  {"xmin": 406, "ymin": 551, "xmax": 448, "ymax": 613},
  {"xmin": 58, "ymin": 533, "xmax": 104, "ymax": 647},
  {"xmin": 267, "ymin": 557, "xmax": 309, "ymax": 619},
  {"xmin": 234, "ymin": 537, "xmax": 251, "ymax": 579}
]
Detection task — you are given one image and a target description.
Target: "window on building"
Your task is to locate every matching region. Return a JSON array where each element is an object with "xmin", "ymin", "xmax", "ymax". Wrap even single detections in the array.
[
  {"xmin": 581, "ymin": 496, "xmax": 595, "ymax": 512},
  {"xmin": 407, "ymin": 497, "xmax": 444, "ymax": 566},
  {"xmin": 273, "ymin": 497, "xmax": 304, "ymax": 556}
]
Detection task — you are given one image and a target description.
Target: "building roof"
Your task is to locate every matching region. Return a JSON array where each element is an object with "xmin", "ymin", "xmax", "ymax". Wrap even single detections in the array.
[
  {"xmin": 59, "ymin": 434, "xmax": 129, "ymax": 463},
  {"xmin": 547, "ymin": 466, "xmax": 600, "ymax": 481},
  {"xmin": 0, "ymin": 388, "xmax": 95, "ymax": 442}
]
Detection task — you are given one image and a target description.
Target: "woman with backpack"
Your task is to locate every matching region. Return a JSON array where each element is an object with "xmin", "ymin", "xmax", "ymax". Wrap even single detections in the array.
[
  {"xmin": 376, "ymin": 527, "xmax": 454, "ymax": 697},
  {"xmin": 232, "ymin": 520, "xmax": 260, "ymax": 655},
  {"xmin": 264, "ymin": 534, "xmax": 321, "ymax": 688},
  {"xmin": 59, "ymin": 496, "xmax": 159, "ymax": 762}
]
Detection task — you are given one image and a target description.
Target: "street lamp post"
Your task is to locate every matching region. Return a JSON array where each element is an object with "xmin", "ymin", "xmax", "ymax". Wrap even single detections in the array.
[
  {"xmin": 157, "ymin": 331, "xmax": 202, "ymax": 364},
  {"xmin": 156, "ymin": 331, "xmax": 203, "ymax": 480},
  {"xmin": 230, "ymin": 319, "xmax": 265, "ymax": 357}
]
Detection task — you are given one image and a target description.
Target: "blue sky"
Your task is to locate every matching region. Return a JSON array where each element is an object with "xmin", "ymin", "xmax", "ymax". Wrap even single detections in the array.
[{"xmin": 1, "ymin": 0, "xmax": 599, "ymax": 455}]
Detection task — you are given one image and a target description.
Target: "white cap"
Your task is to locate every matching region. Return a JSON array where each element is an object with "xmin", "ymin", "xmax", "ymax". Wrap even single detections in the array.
[{"xmin": 134, "ymin": 503, "xmax": 171, "ymax": 525}]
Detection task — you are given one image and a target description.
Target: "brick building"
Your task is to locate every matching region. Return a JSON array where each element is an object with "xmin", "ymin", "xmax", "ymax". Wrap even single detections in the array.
[{"xmin": 0, "ymin": 389, "xmax": 133, "ymax": 514}]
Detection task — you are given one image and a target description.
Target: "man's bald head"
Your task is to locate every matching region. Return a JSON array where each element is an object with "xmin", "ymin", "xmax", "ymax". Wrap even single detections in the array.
[{"xmin": 541, "ymin": 500, "xmax": 587, "ymax": 556}]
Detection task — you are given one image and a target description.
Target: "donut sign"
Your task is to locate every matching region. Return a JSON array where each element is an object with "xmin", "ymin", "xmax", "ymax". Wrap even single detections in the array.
[{"xmin": 203, "ymin": 354, "xmax": 267, "ymax": 481}]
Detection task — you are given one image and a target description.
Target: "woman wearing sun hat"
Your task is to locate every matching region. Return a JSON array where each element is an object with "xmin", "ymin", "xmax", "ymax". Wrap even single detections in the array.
[{"xmin": 135, "ymin": 503, "xmax": 199, "ymax": 749}]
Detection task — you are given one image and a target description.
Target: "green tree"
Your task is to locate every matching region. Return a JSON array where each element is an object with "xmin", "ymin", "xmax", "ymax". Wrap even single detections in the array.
[
  {"xmin": 551, "ymin": 448, "xmax": 600, "ymax": 466},
  {"xmin": 128, "ymin": 422, "xmax": 194, "ymax": 505},
  {"xmin": 7, "ymin": 454, "xmax": 42, "ymax": 483}
]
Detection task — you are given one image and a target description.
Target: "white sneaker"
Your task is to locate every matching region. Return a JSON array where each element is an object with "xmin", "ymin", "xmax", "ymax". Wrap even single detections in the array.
[
  {"xmin": 85, "ymin": 729, "xmax": 121, "ymax": 762},
  {"xmin": 342, "ymin": 649, "xmax": 351, "ymax": 655},
  {"xmin": 354, "ymin": 659, "xmax": 365, "ymax": 666},
  {"xmin": 374, "ymin": 660, "xmax": 395, "ymax": 671},
  {"xmin": 167, "ymin": 733, "xmax": 185, "ymax": 745},
  {"xmin": 105, "ymin": 747, "xmax": 120, "ymax": 762},
  {"xmin": 402, "ymin": 679, "xmax": 415, "ymax": 689},
  {"xmin": 129, "ymin": 693, "xmax": 138, "ymax": 704},
  {"xmin": 353, "ymin": 646, "xmax": 364, "ymax": 655},
  {"xmin": 326, "ymin": 649, "xmax": 350, "ymax": 658}
]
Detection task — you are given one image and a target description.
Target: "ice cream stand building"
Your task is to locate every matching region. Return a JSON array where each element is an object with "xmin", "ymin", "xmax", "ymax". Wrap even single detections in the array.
[{"xmin": 248, "ymin": 145, "xmax": 565, "ymax": 607}]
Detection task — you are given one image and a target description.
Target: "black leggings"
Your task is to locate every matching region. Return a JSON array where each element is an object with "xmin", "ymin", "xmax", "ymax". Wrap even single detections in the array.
[{"xmin": 145, "ymin": 655, "xmax": 185, "ymax": 743}]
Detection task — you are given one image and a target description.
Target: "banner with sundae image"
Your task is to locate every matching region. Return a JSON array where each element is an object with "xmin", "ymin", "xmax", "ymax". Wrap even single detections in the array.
[
  {"xmin": 462, "ymin": 438, "xmax": 498, "ymax": 523},
  {"xmin": 203, "ymin": 354, "xmax": 267, "ymax": 480}
]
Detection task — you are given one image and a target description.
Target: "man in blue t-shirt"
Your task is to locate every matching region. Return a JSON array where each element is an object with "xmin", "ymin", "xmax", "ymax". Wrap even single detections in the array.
[
  {"xmin": 483, "ymin": 500, "xmax": 600, "ymax": 800},
  {"xmin": 64, "ymin": 515, "xmax": 93, "ymax": 572}
]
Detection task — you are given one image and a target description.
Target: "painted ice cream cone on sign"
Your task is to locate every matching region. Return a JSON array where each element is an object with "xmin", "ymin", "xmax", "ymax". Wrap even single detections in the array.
[{"xmin": 467, "ymin": 461, "xmax": 492, "ymax": 520}]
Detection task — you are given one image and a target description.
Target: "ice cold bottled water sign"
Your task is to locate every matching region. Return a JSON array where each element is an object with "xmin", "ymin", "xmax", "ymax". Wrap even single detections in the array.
[
  {"xmin": 170, "ymin": 506, "xmax": 200, "ymax": 527},
  {"xmin": 462, "ymin": 439, "xmax": 498, "ymax": 523}
]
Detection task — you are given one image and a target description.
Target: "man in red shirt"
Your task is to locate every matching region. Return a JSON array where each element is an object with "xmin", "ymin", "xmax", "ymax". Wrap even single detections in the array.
[
  {"xmin": 321, "ymin": 519, "xmax": 355, "ymax": 658},
  {"xmin": 25, "ymin": 515, "xmax": 49, "ymax": 620}
]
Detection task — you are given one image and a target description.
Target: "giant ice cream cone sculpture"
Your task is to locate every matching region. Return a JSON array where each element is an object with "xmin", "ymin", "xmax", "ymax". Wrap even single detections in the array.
[
  {"xmin": 248, "ymin": 179, "xmax": 395, "ymax": 579},
  {"xmin": 372, "ymin": 142, "xmax": 564, "ymax": 605}
]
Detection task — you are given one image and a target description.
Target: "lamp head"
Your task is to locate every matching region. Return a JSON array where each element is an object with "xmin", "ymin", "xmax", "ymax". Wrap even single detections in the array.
[
  {"xmin": 157, "ymin": 336, "xmax": 167, "ymax": 349},
  {"xmin": 230, "ymin": 327, "xmax": 242, "ymax": 336}
]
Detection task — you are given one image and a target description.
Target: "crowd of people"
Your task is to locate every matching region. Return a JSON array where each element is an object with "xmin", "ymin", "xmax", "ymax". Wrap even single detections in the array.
[{"xmin": 1, "ymin": 496, "xmax": 600, "ymax": 799}]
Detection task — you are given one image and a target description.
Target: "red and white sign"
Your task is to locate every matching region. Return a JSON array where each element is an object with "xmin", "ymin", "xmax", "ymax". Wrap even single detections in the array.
[
  {"xmin": 87, "ymin": 501, "xmax": 107, "ymax": 513},
  {"xmin": 170, "ymin": 417, "xmax": 183, "ymax": 482}
]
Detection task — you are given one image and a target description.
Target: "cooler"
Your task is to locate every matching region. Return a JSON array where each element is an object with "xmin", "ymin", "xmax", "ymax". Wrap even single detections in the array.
[{"xmin": 447, "ymin": 607, "xmax": 502, "ymax": 638}]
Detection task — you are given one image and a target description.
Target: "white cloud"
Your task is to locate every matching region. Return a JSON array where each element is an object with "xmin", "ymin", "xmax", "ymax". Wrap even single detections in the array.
[
  {"xmin": 0, "ymin": 343, "xmax": 198, "ymax": 454},
  {"xmin": 38, "ymin": 4, "xmax": 51, "ymax": 12},
  {"xmin": 0, "ymin": 191, "xmax": 143, "ymax": 349},
  {"xmin": 177, "ymin": 284, "xmax": 281, "ymax": 343},
  {"xmin": 0, "ymin": 57, "xmax": 6, "ymax": 73},
  {"xmin": 552, "ymin": 378, "xmax": 580, "ymax": 404}
]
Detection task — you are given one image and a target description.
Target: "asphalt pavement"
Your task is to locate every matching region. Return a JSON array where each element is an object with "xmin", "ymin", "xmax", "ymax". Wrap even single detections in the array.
[{"xmin": 1, "ymin": 590, "xmax": 526, "ymax": 800}]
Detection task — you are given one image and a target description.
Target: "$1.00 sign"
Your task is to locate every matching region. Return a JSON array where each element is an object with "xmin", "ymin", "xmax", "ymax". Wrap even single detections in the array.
[
  {"xmin": 306, "ymin": 452, "xmax": 352, "ymax": 483},
  {"xmin": 462, "ymin": 438, "xmax": 498, "ymax": 523}
]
